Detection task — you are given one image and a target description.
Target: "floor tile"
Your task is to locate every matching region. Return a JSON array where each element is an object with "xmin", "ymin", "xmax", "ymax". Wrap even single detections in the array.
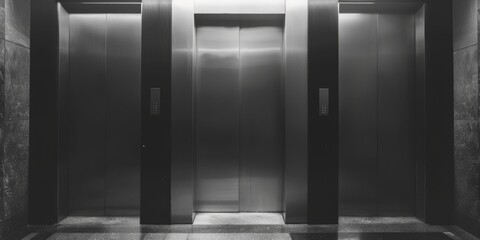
[
  {"xmin": 194, "ymin": 213, "xmax": 285, "ymax": 225},
  {"xmin": 187, "ymin": 233, "xmax": 292, "ymax": 240},
  {"xmin": 290, "ymin": 233, "xmax": 453, "ymax": 240},
  {"xmin": 47, "ymin": 233, "xmax": 93, "ymax": 240}
]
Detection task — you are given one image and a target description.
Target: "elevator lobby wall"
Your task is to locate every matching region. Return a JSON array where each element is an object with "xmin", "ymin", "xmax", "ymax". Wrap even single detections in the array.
[
  {"xmin": 0, "ymin": 0, "xmax": 31, "ymax": 238},
  {"xmin": 28, "ymin": 0, "xmax": 454, "ymax": 228},
  {"xmin": 453, "ymin": 0, "xmax": 480, "ymax": 237}
]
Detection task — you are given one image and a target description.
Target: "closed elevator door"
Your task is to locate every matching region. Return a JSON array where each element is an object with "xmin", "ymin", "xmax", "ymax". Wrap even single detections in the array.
[
  {"xmin": 68, "ymin": 14, "xmax": 141, "ymax": 216},
  {"xmin": 195, "ymin": 16, "xmax": 284, "ymax": 212},
  {"xmin": 339, "ymin": 13, "xmax": 416, "ymax": 216}
]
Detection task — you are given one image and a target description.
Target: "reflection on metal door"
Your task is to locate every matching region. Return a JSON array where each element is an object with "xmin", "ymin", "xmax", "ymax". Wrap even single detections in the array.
[
  {"xmin": 195, "ymin": 16, "xmax": 284, "ymax": 213},
  {"xmin": 339, "ymin": 12, "xmax": 416, "ymax": 216},
  {"xmin": 68, "ymin": 14, "xmax": 141, "ymax": 216},
  {"xmin": 195, "ymin": 22, "xmax": 241, "ymax": 212}
]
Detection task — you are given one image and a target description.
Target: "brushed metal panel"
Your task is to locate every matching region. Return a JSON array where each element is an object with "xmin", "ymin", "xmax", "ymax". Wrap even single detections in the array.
[
  {"xmin": 194, "ymin": 0, "xmax": 285, "ymax": 14},
  {"xmin": 339, "ymin": 3, "xmax": 423, "ymax": 14},
  {"xmin": 377, "ymin": 13, "xmax": 416, "ymax": 216},
  {"xmin": 62, "ymin": 3, "xmax": 142, "ymax": 14},
  {"xmin": 140, "ymin": 0, "xmax": 172, "ymax": 224},
  {"xmin": 239, "ymin": 20, "xmax": 284, "ymax": 212},
  {"xmin": 105, "ymin": 14, "xmax": 141, "ymax": 216},
  {"xmin": 68, "ymin": 14, "xmax": 107, "ymax": 216},
  {"xmin": 58, "ymin": 3, "xmax": 70, "ymax": 220},
  {"xmin": 284, "ymin": 0, "xmax": 308, "ymax": 223},
  {"xmin": 171, "ymin": 0, "xmax": 195, "ymax": 223},
  {"xmin": 307, "ymin": 0, "xmax": 340, "ymax": 224},
  {"xmin": 195, "ymin": 23, "xmax": 240, "ymax": 212},
  {"xmin": 339, "ymin": 13, "xmax": 378, "ymax": 216},
  {"xmin": 414, "ymin": 5, "xmax": 426, "ymax": 221}
]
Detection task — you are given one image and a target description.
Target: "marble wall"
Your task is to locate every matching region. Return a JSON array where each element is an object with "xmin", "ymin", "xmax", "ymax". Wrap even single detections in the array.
[
  {"xmin": 0, "ymin": 0, "xmax": 30, "ymax": 238},
  {"xmin": 453, "ymin": 0, "xmax": 480, "ymax": 237}
]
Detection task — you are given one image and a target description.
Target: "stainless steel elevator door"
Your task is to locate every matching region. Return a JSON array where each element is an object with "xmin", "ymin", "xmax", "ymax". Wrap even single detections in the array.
[
  {"xmin": 69, "ymin": 14, "xmax": 108, "ymax": 216},
  {"xmin": 68, "ymin": 14, "xmax": 141, "ymax": 216},
  {"xmin": 195, "ymin": 22, "xmax": 241, "ymax": 212},
  {"xmin": 339, "ymin": 13, "xmax": 379, "ymax": 216},
  {"xmin": 339, "ymin": 13, "xmax": 416, "ymax": 217},
  {"xmin": 239, "ymin": 21, "xmax": 284, "ymax": 212},
  {"xmin": 195, "ymin": 17, "xmax": 284, "ymax": 213},
  {"xmin": 105, "ymin": 14, "xmax": 142, "ymax": 216}
]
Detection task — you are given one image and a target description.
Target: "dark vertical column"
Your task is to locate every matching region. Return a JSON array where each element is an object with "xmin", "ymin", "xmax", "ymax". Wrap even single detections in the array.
[
  {"xmin": 29, "ymin": 0, "xmax": 60, "ymax": 224},
  {"xmin": 308, "ymin": 0, "xmax": 339, "ymax": 224},
  {"xmin": 414, "ymin": 5, "xmax": 426, "ymax": 222},
  {"xmin": 423, "ymin": 0, "xmax": 454, "ymax": 225},
  {"xmin": 57, "ymin": 3, "xmax": 70, "ymax": 222},
  {"xmin": 141, "ymin": 0, "xmax": 172, "ymax": 224}
]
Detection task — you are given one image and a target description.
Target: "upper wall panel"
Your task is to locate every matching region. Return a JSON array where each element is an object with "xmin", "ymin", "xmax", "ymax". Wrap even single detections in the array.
[
  {"xmin": 6, "ymin": 0, "xmax": 30, "ymax": 48},
  {"xmin": 195, "ymin": 0, "xmax": 285, "ymax": 14},
  {"xmin": 453, "ymin": 0, "xmax": 477, "ymax": 51}
]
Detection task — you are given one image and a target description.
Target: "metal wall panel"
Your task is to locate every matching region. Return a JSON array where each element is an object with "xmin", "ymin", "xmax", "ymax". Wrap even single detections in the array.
[
  {"xmin": 171, "ymin": 0, "xmax": 195, "ymax": 223},
  {"xmin": 307, "ymin": 0, "xmax": 340, "ymax": 224},
  {"xmin": 140, "ymin": 0, "xmax": 172, "ymax": 224},
  {"xmin": 239, "ymin": 20, "xmax": 284, "ymax": 212},
  {"xmin": 377, "ymin": 13, "xmax": 416, "ymax": 216},
  {"xmin": 414, "ymin": 5, "xmax": 426, "ymax": 221},
  {"xmin": 194, "ymin": 0, "xmax": 285, "ymax": 14},
  {"xmin": 105, "ymin": 14, "xmax": 142, "ymax": 216},
  {"xmin": 68, "ymin": 14, "xmax": 107, "ymax": 216},
  {"xmin": 58, "ymin": 3, "xmax": 70, "ymax": 221},
  {"xmin": 339, "ymin": 13, "xmax": 378, "ymax": 216},
  {"xmin": 195, "ymin": 22, "xmax": 241, "ymax": 212},
  {"xmin": 284, "ymin": 0, "xmax": 308, "ymax": 223}
]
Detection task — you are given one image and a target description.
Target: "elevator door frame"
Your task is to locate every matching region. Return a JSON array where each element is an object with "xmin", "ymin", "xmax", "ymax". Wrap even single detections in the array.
[{"xmin": 193, "ymin": 14, "xmax": 286, "ymax": 214}]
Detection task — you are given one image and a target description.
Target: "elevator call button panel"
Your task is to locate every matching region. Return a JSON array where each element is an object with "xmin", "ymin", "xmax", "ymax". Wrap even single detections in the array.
[
  {"xmin": 151, "ymin": 88, "xmax": 161, "ymax": 115},
  {"xmin": 319, "ymin": 88, "xmax": 329, "ymax": 116}
]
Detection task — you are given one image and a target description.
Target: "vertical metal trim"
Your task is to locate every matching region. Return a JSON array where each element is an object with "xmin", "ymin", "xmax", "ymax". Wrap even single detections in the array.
[
  {"xmin": 414, "ymin": 4, "xmax": 426, "ymax": 222},
  {"xmin": 104, "ymin": 13, "xmax": 108, "ymax": 217},
  {"xmin": 171, "ymin": 0, "xmax": 195, "ymax": 223},
  {"xmin": 375, "ymin": 13, "xmax": 380, "ymax": 217},
  {"xmin": 285, "ymin": 0, "xmax": 308, "ymax": 223},
  {"xmin": 57, "ymin": 3, "xmax": 70, "ymax": 221}
]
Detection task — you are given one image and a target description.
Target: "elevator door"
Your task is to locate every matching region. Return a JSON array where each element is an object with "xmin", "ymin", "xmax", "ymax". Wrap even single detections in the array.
[
  {"xmin": 195, "ymin": 17, "xmax": 284, "ymax": 213},
  {"xmin": 68, "ymin": 14, "xmax": 141, "ymax": 216},
  {"xmin": 339, "ymin": 13, "xmax": 416, "ymax": 216}
]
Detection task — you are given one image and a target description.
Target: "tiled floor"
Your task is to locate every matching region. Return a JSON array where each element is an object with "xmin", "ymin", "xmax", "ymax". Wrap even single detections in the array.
[
  {"xmin": 4, "ymin": 217, "xmax": 479, "ymax": 240},
  {"xmin": 193, "ymin": 213, "xmax": 285, "ymax": 225}
]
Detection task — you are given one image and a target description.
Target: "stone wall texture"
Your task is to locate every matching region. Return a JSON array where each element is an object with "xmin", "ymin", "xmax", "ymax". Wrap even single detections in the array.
[
  {"xmin": 0, "ymin": 0, "xmax": 30, "ymax": 238},
  {"xmin": 453, "ymin": 0, "xmax": 480, "ymax": 237}
]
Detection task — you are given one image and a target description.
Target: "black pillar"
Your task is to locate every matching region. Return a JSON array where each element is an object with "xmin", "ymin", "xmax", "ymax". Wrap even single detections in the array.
[
  {"xmin": 29, "ymin": 0, "xmax": 62, "ymax": 225},
  {"xmin": 423, "ymin": 0, "xmax": 454, "ymax": 225},
  {"xmin": 308, "ymin": 0, "xmax": 339, "ymax": 224},
  {"xmin": 140, "ymin": 0, "xmax": 172, "ymax": 224}
]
